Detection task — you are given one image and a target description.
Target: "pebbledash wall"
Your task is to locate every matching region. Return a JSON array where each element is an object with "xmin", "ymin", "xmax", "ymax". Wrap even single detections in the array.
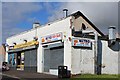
[{"xmin": 5, "ymin": 11, "xmax": 119, "ymax": 75}]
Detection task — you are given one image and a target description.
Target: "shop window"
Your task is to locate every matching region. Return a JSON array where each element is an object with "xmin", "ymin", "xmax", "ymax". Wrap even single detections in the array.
[{"xmin": 8, "ymin": 53, "xmax": 17, "ymax": 66}]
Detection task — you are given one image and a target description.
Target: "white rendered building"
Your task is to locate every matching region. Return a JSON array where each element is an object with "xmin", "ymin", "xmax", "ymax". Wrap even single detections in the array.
[{"xmin": 6, "ymin": 11, "xmax": 119, "ymax": 75}]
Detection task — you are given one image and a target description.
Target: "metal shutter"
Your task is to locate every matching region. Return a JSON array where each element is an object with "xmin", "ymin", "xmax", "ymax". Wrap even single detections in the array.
[
  {"xmin": 50, "ymin": 46, "xmax": 64, "ymax": 69},
  {"xmin": 24, "ymin": 49, "xmax": 37, "ymax": 72},
  {"xmin": 44, "ymin": 46, "xmax": 64, "ymax": 72}
]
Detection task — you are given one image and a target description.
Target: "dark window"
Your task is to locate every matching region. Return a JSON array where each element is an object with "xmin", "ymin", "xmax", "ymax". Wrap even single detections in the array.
[{"xmin": 82, "ymin": 23, "xmax": 86, "ymax": 30}]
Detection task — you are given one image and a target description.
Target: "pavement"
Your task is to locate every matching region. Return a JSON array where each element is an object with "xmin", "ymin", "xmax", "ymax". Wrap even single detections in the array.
[{"xmin": 1, "ymin": 70, "xmax": 60, "ymax": 80}]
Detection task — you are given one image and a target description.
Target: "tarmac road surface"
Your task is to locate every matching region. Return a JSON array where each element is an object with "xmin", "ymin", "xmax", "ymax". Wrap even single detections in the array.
[{"xmin": 1, "ymin": 70, "xmax": 61, "ymax": 80}]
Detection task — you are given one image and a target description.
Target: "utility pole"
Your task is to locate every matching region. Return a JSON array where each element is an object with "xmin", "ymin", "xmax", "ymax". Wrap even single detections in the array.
[{"xmin": 94, "ymin": 31, "xmax": 98, "ymax": 74}]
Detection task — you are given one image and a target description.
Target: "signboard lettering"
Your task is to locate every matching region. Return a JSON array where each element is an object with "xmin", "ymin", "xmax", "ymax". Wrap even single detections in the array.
[
  {"xmin": 41, "ymin": 33, "xmax": 62, "ymax": 43},
  {"xmin": 72, "ymin": 38, "xmax": 92, "ymax": 48},
  {"xmin": 13, "ymin": 40, "xmax": 39, "ymax": 49}
]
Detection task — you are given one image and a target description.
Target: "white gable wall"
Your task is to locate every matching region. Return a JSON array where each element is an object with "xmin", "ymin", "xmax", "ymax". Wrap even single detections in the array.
[{"xmin": 73, "ymin": 16, "xmax": 102, "ymax": 36}]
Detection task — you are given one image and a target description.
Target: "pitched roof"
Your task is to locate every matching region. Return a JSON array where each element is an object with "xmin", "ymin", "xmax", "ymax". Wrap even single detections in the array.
[{"xmin": 69, "ymin": 11, "xmax": 105, "ymax": 36}]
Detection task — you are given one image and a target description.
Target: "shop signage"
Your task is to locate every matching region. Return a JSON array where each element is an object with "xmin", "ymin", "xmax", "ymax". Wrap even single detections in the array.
[
  {"xmin": 13, "ymin": 40, "xmax": 39, "ymax": 49},
  {"xmin": 41, "ymin": 32, "xmax": 62, "ymax": 43},
  {"xmin": 72, "ymin": 38, "xmax": 92, "ymax": 48}
]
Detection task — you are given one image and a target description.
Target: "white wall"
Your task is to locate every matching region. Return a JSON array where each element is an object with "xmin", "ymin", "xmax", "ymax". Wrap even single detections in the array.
[
  {"xmin": 37, "ymin": 17, "xmax": 72, "ymax": 73},
  {"xmin": 6, "ymin": 28, "xmax": 37, "ymax": 63},
  {"xmin": 37, "ymin": 44, "xmax": 43, "ymax": 73},
  {"xmin": 5, "ymin": 47, "xmax": 8, "ymax": 62},
  {"xmin": 101, "ymin": 40, "xmax": 118, "ymax": 74},
  {"xmin": 71, "ymin": 38, "xmax": 95, "ymax": 74},
  {"xmin": 71, "ymin": 39, "xmax": 119, "ymax": 75},
  {"xmin": 6, "ymin": 29, "xmax": 36, "ymax": 46},
  {"xmin": 64, "ymin": 33, "xmax": 72, "ymax": 70},
  {"xmin": 6, "ymin": 17, "xmax": 72, "ymax": 73}
]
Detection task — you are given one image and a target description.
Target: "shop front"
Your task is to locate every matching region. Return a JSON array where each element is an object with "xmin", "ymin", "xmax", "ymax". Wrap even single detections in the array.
[
  {"xmin": 71, "ymin": 38, "xmax": 94, "ymax": 74},
  {"xmin": 41, "ymin": 32, "xmax": 64, "ymax": 75},
  {"xmin": 7, "ymin": 40, "xmax": 39, "ymax": 72}
]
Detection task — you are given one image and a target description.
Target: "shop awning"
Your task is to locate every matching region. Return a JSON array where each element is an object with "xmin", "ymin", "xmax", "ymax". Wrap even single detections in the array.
[{"xmin": 7, "ymin": 45, "xmax": 37, "ymax": 53}]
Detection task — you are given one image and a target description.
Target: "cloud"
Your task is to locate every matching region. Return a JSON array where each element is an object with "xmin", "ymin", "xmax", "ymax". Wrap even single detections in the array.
[
  {"xmin": 1, "ymin": 0, "xmax": 42, "ymax": 2},
  {"xmin": 48, "ymin": 2, "xmax": 118, "ymax": 35},
  {"xmin": 47, "ymin": 2, "xmax": 65, "ymax": 22},
  {"xmin": 2, "ymin": 2, "xmax": 42, "ymax": 43},
  {"xmin": 2, "ymin": 2, "xmax": 42, "ymax": 27},
  {"xmin": 62, "ymin": 0, "xmax": 120, "ymax": 2},
  {"xmin": 2, "ymin": 0, "xmax": 119, "ymax": 2}
]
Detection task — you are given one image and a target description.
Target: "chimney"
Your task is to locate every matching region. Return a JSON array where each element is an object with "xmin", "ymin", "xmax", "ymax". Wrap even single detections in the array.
[
  {"xmin": 108, "ymin": 26, "xmax": 116, "ymax": 40},
  {"xmin": 108, "ymin": 26, "xmax": 116, "ymax": 47},
  {"xmin": 33, "ymin": 22, "xmax": 40, "ymax": 29},
  {"xmin": 63, "ymin": 9, "xmax": 68, "ymax": 18}
]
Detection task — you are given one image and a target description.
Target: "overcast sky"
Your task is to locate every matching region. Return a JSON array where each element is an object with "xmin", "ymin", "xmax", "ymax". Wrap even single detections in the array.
[{"xmin": 1, "ymin": 1, "xmax": 119, "ymax": 44}]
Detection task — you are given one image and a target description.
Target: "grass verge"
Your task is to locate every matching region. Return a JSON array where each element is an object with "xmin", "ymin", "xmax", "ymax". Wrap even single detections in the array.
[{"xmin": 63, "ymin": 74, "xmax": 119, "ymax": 80}]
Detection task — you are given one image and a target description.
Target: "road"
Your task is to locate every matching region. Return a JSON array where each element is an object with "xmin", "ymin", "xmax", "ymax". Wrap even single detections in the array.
[
  {"xmin": 0, "ymin": 72, "xmax": 19, "ymax": 80},
  {"xmin": 1, "ymin": 75, "xmax": 19, "ymax": 80},
  {"xmin": 0, "ymin": 74, "xmax": 60, "ymax": 80}
]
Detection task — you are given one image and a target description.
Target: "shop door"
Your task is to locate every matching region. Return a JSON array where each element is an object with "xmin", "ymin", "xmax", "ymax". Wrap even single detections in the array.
[
  {"xmin": 16, "ymin": 52, "xmax": 24, "ymax": 70},
  {"xmin": 16, "ymin": 53, "xmax": 21, "ymax": 70},
  {"xmin": 44, "ymin": 46, "xmax": 64, "ymax": 72},
  {"xmin": 44, "ymin": 48, "xmax": 50, "ymax": 72},
  {"xmin": 21, "ymin": 52, "xmax": 24, "ymax": 70},
  {"xmin": 24, "ymin": 49, "xmax": 37, "ymax": 72}
]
